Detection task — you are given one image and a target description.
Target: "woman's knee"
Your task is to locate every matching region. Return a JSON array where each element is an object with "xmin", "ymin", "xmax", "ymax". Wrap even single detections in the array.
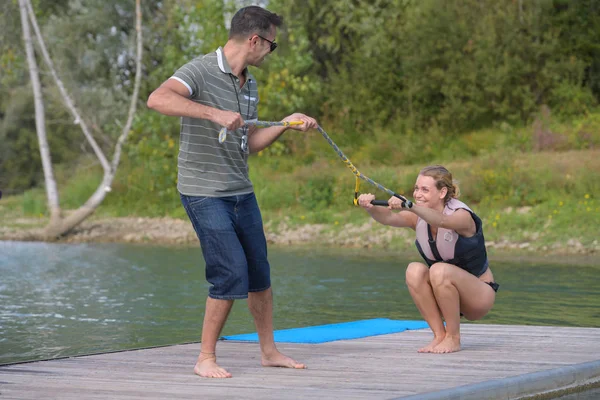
[
  {"xmin": 405, "ymin": 262, "xmax": 429, "ymax": 289},
  {"xmin": 429, "ymin": 262, "xmax": 453, "ymax": 287}
]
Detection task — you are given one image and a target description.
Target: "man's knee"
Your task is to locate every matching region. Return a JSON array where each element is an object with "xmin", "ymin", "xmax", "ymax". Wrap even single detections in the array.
[{"xmin": 208, "ymin": 271, "xmax": 249, "ymax": 300}]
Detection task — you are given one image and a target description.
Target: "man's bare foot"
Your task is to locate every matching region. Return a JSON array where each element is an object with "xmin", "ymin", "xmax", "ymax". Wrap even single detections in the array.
[
  {"xmin": 431, "ymin": 335, "xmax": 461, "ymax": 354},
  {"xmin": 194, "ymin": 355, "xmax": 232, "ymax": 378},
  {"xmin": 418, "ymin": 336, "xmax": 445, "ymax": 353},
  {"xmin": 262, "ymin": 351, "xmax": 306, "ymax": 369}
]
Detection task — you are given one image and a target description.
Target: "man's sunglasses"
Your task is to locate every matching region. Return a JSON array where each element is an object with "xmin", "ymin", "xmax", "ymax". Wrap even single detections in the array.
[{"xmin": 255, "ymin": 35, "xmax": 277, "ymax": 52}]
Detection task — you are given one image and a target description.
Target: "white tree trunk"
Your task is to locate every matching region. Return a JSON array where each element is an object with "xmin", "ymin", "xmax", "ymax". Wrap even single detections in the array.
[
  {"xmin": 18, "ymin": 0, "xmax": 62, "ymax": 228},
  {"xmin": 111, "ymin": 0, "xmax": 144, "ymax": 174},
  {"xmin": 518, "ymin": 0, "xmax": 523, "ymax": 23},
  {"xmin": 23, "ymin": 0, "xmax": 143, "ymax": 239},
  {"xmin": 25, "ymin": 0, "xmax": 111, "ymax": 173}
]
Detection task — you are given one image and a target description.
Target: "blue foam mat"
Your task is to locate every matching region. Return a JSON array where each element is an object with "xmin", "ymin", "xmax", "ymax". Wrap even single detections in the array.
[{"xmin": 222, "ymin": 318, "xmax": 428, "ymax": 344}]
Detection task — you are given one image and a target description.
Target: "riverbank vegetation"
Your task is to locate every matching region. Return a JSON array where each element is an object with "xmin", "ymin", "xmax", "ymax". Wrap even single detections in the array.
[
  {"xmin": 0, "ymin": 0, "xmax": 598, "ymax": 254},
  {"xmin": 2, "ymin": 116, "xmax": 598, "ymax": 254}
]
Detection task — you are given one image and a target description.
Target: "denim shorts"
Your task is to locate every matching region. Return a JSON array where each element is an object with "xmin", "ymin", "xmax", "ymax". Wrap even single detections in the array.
[{"xmin": 180, "ymin": 192, "xmax": 271, "ymax": 300}]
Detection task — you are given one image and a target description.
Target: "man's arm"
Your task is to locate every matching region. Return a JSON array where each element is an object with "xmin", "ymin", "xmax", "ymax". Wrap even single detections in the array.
[
  {"xmin": 247, "ymin": 113, "xmax": 318, "ymax": 153},
  {"xmin": 147, "ymin": 79, "xmax": 244, "ymax": 131}
]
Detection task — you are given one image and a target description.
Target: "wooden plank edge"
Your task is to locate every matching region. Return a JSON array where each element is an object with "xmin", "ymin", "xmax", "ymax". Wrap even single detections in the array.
[{"xmin": 393, "ymin": 359, "xmax": 600, "ymax": 400}]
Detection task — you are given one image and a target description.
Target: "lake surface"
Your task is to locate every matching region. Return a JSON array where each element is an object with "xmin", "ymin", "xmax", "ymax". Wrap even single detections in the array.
[{"xmin": 1, "ymin": 241, "xmax": 599, "ymax": 365}]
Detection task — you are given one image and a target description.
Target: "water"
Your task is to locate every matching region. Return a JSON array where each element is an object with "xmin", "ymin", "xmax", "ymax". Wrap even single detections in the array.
[{"xmin": 1, "ymin": 241, "xmax": 599, "ymax": 365}]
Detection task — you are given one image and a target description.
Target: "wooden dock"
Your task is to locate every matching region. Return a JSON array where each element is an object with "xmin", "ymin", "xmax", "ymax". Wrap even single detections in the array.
[{"xmin": 1, "ymin": 324, "xmax": 600, "ymax": 399}]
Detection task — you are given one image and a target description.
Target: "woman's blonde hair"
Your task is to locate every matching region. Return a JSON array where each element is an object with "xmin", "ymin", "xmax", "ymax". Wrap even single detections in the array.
[{"xmin": 419, "ymin": 165, "xmax": 460, "ymax": 203}]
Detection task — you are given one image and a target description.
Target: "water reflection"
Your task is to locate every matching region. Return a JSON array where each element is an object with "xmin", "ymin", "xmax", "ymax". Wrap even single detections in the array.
[{"xmin": 1, "ymin": 241, "xmax": 598, "ymax": 365}]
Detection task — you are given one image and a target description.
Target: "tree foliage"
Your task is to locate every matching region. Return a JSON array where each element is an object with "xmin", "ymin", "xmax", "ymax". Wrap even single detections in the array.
[{"xmin": 2, "ymin": 0, "xmax": 599, "ymax": 199}]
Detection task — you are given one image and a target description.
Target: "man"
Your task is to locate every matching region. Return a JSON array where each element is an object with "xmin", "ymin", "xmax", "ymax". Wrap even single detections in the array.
[{"xmin": 147, "ymin": 6, "xmax": 317, "ymax": 378}]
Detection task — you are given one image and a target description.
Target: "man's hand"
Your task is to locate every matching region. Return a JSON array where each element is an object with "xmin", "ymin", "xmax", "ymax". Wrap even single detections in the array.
[
  {"xmin": 214, "ymin": 110, "xmax": 245, "ymax": 131},
  {"xmin": 282, "ymin": 113, "xmax": 318, "ymax": 131}
]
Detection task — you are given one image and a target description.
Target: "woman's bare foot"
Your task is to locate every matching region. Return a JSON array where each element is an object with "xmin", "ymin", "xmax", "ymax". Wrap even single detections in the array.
[
  {"xmin": 418, "ymin": 335, "xmax": 445, "ymax": 353},
  {"xmin": 193, "ymin": 355, "xmax": 232, "ymax": 378},
  {"xmin": 262, "ymin": 351, "xmax": 306, "ymax": 369},
  {"xmin": 431, "ymin": 335, "xmax": 461, "ymax": 354}
]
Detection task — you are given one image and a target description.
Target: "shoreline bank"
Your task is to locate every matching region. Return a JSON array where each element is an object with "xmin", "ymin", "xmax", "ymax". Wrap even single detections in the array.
[{"xmin": 1, "ymin": 216, "xmax": 598, "ymax": 262}]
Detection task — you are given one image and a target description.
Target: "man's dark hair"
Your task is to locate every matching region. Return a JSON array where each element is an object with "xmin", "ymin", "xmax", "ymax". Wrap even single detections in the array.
[{"xmin": 229, "ymin": 6, "xmax": 283, "ymax": 39}]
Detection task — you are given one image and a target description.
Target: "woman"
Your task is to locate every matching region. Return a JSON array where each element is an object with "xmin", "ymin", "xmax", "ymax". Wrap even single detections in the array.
[{"xmin": 358, "ymin": 165, "xmax": 498, "ymax": 354}]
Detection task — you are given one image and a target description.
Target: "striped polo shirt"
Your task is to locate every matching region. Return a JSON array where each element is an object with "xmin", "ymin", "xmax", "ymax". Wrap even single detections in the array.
[{"xmin": 170, "ymin": 47, "xmax": 259, "ymax": 197}]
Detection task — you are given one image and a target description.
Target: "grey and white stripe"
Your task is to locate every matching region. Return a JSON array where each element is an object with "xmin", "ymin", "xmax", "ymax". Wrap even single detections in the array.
[{"xmin": 170, "ymin": 47, "xmax": 259, "ymax": 197}]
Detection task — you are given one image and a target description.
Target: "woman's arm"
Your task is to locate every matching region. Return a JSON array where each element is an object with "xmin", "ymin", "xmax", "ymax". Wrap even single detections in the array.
[
  {"xmin": 389, "ymin": 198, "xmax": 476, "ymax": 237},
  {"xmin": 358, "ymin": 194, "xmax": 417, "ymax": 229}
]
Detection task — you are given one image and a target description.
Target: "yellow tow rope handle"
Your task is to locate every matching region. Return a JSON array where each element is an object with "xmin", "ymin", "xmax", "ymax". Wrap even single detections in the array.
[{"xmin": 353, "ymin": 177, "xmax": 361, "ymax": 206}]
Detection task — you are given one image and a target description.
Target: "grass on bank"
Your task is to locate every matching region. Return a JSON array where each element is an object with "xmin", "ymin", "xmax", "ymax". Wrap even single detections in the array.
[
  {"xmin": 1, "ymin": 113, "xmax": 599, "ymax": 254},
  {"xmin": 250, "ymin": 148, "xmax": 599, "ymax": 251}
]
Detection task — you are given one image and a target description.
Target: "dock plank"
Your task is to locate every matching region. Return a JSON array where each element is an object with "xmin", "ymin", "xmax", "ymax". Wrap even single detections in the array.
[{"xmin": 1, "ymin": 324, "xmax": 599, "ymax": 399}]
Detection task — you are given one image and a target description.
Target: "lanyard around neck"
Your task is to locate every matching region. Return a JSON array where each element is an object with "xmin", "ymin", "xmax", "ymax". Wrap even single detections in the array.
[{"xmin": 229, "ymin": 75, "xmax": 251, "ymax": 126}]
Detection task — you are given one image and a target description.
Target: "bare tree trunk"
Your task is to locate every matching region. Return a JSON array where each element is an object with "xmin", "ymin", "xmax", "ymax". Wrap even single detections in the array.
[
  {"xmin": 24, "ymin": 0, "xmax": 111, "ymax": 174},
  {"xmin": 53, "ymin": 0, "xmax": 144, "ymax": 236},
  {"xmin": 18, "ymin": 0, "xmax": 62, "ymax": 230},
  {"xmin": 111, "ymin": 0, "xmax": 143, "ymax": 174},
  {"xmin": 23, "ymin": 0, "xmax": 143, "ymax": 239},
  {"xmin": 518, "ymin": 0, "xmax": 523, "ymax": 23}
]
